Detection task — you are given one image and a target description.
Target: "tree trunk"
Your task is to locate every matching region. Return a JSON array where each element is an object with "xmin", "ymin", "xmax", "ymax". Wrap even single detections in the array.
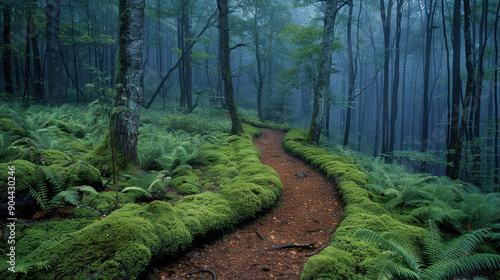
[
  {"xmin": 111, "ymin": 0, "xmax": 145, "ymax": 163},
  {"xmin": 450, "ymin": 0, "xmax": 475, "ymax": 180},
  {"xmin": 305, "ymin": 0, "xmax": 339, "ymax": 145},
  {"xmin": 494, "ymin": 2, "xmax": 499, "ymax": 183},
  {"xmin": 255, "ymin": 7, "xmax": 264, "ymax": 121},
  {"xmin": 217, "ymin": 0, "xmax": 243, "ymax": 135},
  {"xmin": 379, "ymin": 0, "xmax": 393, "ymax": 161},
  {"xmin": 388, "ymin": 0, "xmax": 403, "ymax": 163},
  {"xmin": 420, "ymin": 0, "xmax": 437, "ymax": 172},
  {"xmin": 3, "ymin": 3, "xmax": 13, "ymax": 95},
  {"xmin": 446, "ymin": 0, "xmax": 462, "ymax": 178},
  {"xmin": 46, "ymin": 0, "xmax": 61, "ymax": 105},
  {"xmin": 343, "ymin": 3, "xmax": 355, "ymax": 146}
]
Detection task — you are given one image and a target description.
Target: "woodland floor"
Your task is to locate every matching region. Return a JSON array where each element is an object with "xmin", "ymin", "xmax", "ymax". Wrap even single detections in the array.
[{"xmin": 153, "ymin": 128, "xmax": 344, "ymax": 280}]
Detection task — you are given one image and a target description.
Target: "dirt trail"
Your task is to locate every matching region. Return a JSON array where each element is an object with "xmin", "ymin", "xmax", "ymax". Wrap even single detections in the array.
[{"xmin": 154, "ymin": 128, "xmax": 344, "ymax": 280}]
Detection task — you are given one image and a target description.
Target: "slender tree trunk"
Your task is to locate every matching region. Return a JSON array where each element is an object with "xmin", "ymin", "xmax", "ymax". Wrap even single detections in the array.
[
  {"xmin": 343, "ymin": 3, "xmax": 355, "ymax": 146},
  {"xmin": 379, "ymin": 0, "xmax": 393, "ymax": 161},
  {"xmin": 23, "ymin": 2, "xmax": 32, "ymax": 102},
  {"xmin": 111, "ymin": 0, "xmax": 145, "ymax": 162},
  {"xmin": 217, "ymin": 0, "xmax": 243, "ymax": 135},
  {"xmin": 400, "ymin": 1, "xmax": 412, "ymax": 151},
  {"xmin": 184, "ymin": 10, "xmax": 193, "ymax": 111},
  {"xmin": 421, "ymin": 0, "xmax": 437, "ymax": 172},
  {"xmin": 470, "ymin": 0, "xmax": 488, "ymax": 183},
  {"xmin": 494, "ymin": 3, "xmax": 499, "ymax": 183},
  {"xmin": 32, "ymin": 36, "xmax": 43, "ymax": 102},
  {"xmin": 447, "ymin": 0, "xmax": 462, "ymax": 178},
  {"xmin": 46, "ymin": 0, "xmax": 61, "ymax": 105},
  {"xmin": 3, "ymin": 3, "xmax": 13, "ymax": 95},
  {"xmin": 305, "ymin": 0, "xmax": 339, "ymax": 145},
  {"xmin": 388, "ymin": 0, "xmax": 403, "ymax": 163},
  {"xmin": 450, "ymin": 0, "xmax": 475, "ymax": 180},
  {"xmin": 255, "ymin": 7, "xmax": 264, "ymax": 121}
]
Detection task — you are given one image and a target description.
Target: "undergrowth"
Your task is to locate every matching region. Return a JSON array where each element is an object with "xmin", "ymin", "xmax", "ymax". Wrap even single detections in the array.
[{"xmin": 0, "ymin": 103, "xmax": 283, "ymax": 280}]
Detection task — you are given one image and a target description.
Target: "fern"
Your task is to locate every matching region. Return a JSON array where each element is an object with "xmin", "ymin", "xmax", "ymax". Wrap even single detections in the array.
[
  {"xmin": 31, "ymin": 169, "xmax": 50, "ymax": 211},
  {"xmin": 41, "ymin": 166, "xmax": 65, "ymax": 193},
  {"xmin": 121, "ymin": 186, "xmax": 153, "ymax": 199},
  {"xmin": 15, "ymin": 237, "xmax": 62, "ymax": 274},
  {"xmin": 49, "ymin": 190, "xmax": 81, "ymax": 208},
  {"xmin": 423, "ymin": 220, "xmax": 444, "ymax": 265},
  {"xmin": 354, "ymin": 225, "xmax": 500, "ymax": 280}
]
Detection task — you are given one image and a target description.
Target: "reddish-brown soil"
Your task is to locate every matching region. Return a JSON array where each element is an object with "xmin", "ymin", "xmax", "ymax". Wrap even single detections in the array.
[{"xmin": 153, "ymin": 128, "xmax": 344, "ymax": 280}]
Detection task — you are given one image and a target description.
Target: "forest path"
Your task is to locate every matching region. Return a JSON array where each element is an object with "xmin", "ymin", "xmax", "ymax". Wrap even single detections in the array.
[{"xmin": 153, "ymin": 128, "xmax": 344, "ymax": 280}]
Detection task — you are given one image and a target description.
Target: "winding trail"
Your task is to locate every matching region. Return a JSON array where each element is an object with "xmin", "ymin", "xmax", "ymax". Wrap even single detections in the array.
[{"xmin": 154, "ymin": 128, "xmax": 344, "ymax": 279}]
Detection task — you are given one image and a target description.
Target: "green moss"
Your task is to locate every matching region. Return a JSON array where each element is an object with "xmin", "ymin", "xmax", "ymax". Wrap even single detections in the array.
[
  {"xmin": 83, "ymin": 129, "xmax": 135, "ymax": 175},
  {"xmin": 18, "ymin": 148, "xmax": 71, "ymax": 166},
  {"xmin": 0, "ymin": 117, "xmax": 28, "ymax": 136},
  {"xmin": 283, "ymin": 128, "xmax": 426, "ymax": 280},
  {"xmin": 301, "ymin": 247, "xmax": 356, "ymax": 280},
  {"xmin": 84, "ymin": 191, "xmax": 136, "ymax": 212},
  {"xmin": 240, "ymin": 117, "xmax": 293, "ymax": 132},
  {"xmin": 47, "ymin": 161, "xmax": 102, "ymax": 189},
  {"xmin": 0, "ymin": 160, "xmax": 38, "ymax": 194},
  {"xmin": 34, "ymin": 201, "xmax": 193, "ymax": 279},
  {"xmin": 23, "ymin": 124, "xmax": 284, "ymax": 279}
]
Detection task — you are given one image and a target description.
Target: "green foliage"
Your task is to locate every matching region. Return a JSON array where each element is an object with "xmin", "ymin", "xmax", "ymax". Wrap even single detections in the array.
[
  {"xmin": 354, "ymin": 221, "xmax": 500, "ymax": 280},
  {"xmin": 121, "ymin": 186, "xmax": 153, "ymax": 199}
]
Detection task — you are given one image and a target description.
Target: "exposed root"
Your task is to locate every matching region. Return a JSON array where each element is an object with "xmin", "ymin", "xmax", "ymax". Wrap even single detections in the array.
[
  {"xmin": 256, "ymin": 231, "xmax": 266, "ymax": 241},
  {"xmin": 255, "ymin": 242, "xmax": 319, "ymax": 255},
  {"xmin": 185, "ymin": 268, "xmax": 217, "ymax": 280},
  {"xmin": 305, "ymin": 243, "xmax": 325, "ymax": 256}
]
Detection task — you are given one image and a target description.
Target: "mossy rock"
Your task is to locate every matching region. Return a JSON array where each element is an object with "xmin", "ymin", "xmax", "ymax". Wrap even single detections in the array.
[
  {"xmin": 0, "ymin": 117, "xmax": 28, "ymax": 137},
  {"xmin": 0, "ymin": 160, "xmax": 38, "ymax": 195}
]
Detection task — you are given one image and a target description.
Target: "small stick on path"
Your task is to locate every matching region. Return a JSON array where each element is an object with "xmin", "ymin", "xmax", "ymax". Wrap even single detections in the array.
[{"xmin": 255, "ymin": 242, "xmax": 319, "ymax": 255}]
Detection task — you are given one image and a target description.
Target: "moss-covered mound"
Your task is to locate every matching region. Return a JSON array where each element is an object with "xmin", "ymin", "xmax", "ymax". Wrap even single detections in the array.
[
  {"xmin": 280, "ymin": 129, "xmax": 425, "ymax": 280},
  {"xmin": 19, "ymin": 125, "xmax": 282, "ymax": 280},
  {"xmin": 241, "ymin": 117, "xmax": 293, "ymax": 132}
]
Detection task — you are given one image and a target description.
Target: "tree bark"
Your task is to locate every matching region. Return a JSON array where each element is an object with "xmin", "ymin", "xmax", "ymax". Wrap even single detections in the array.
[
  {"xmin": 305, "ymin": 0, "xmax": 339, "ymax": 145},
  {"xmin": 343, "ymin": 3, "xmax": 355, "ymax": 146},
  {"xmin": 388, "ymin": 0, "xmax": 403, "ymax": 163},
  {"xmin": 379, "ymin": 0, "xmax": 393, "ymax": 161},
  {"xmin": 217, "ymin": 0, "xmax": 244, "ymax": 135},
  {"xmin": 450, "ymin": 0, "xmax": 475, "ymax": 180},
  {"xmin": 111, "ymin": 0, "xmax": 145, "ymax": 162},
  {"xmin": 446, "ymin": 0, "xmax": 462, "ymax": 178},
  {"xmin": 46, "ymin": 0, "xmax": 61, "ymax": 105},
  {"xmin": 420, "ymin": 0, "xmax": 437, "ymax": 172}
]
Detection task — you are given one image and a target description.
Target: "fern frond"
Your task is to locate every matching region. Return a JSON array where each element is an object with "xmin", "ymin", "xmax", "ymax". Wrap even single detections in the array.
[
  {"xmin": 354, "ymin": 228, "xmax": 422, "ymax": 271},
  {"xmin": 31, "ymin": 171, "xmax": 50, "ymax": 211},
  {"xmin": 423, "ymin": 220, "xmax": 444, "ymax": 264},
  {"xmin": 41, "ymin": 166, "xmax": 65, "ymax": 193},
  {"xmin": 70, "ymin": 185, "xmax": 99, "ymax": 195},
  {"xmin": 9, "ymin": 137, "xmax": 38, "ymax": 148},
  {"xmin": 440, "ymin": 228, "xmax": 490, "ymax": 261},
  {"xmin": 381, "ymin": 260, "xmax": 422, "ymax": 280},
  {"xmin": 423, "ymin": 253, "xmax": 500, "ymax": 280},
  {"xmin": 49, "ymin": 190, "xmax": 81, "ymax": 207},
  {"xmin": 121, "ymin": 187, "xmax": 153, "ymax": 199}
]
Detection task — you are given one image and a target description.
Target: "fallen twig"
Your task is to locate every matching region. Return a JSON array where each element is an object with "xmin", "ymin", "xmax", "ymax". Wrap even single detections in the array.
[
  {"xmin": 255, "ymin": 242, "xmax": 319, "ymax": 255},
  {"xmin": 306, "ymin": 244, "xmax": 326, "ymax": 256},
  {"xmin": 185, "ymin": 268, "xmax": 217, "ymax": 280},
  {"xmin": 256, "ymin": 231, "xmax": 266, "ymax": 241}
]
